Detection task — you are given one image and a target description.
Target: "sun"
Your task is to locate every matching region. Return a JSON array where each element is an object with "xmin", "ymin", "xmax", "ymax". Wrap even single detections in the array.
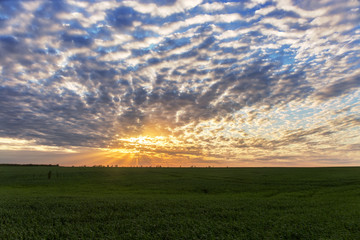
[
  {"xmin": 122, "ymin": 136, "xmax": 167, "ymax": 146},
  {"xmin": 95, "ymin": 135, "xmax": 170, "ymax": 167},
  {"xmin": 104, "ymin": 135, "xmax": 171, "ymax": 154}
]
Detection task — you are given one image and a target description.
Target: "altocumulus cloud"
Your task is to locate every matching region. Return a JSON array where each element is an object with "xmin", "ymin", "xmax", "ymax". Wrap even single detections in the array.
[{"xmin": 0, "ymin": 0, "xmax": 359, "ymax": 166}]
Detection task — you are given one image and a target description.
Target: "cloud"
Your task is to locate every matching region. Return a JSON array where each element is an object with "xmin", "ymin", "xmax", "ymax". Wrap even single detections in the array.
[
  {"xmin": 106, "ymin": 6, "xmax": 141, "ymax": 29},
  {"xmin": 62, "ymin": 33, "xmax": 93, "ymax": 47},
  {"xmin": 315, "ymin": 76, "xmax": 360, "ymax": 101},
  {"xmin": 123, "ymin": 0, "xmax": 202, "ymax": 17},
  {"xmin": 0, "ymin": 0, "xmax": 359, "ymax": 166}
]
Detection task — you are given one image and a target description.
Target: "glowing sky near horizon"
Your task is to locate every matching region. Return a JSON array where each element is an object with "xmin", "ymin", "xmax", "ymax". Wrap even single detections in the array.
[{"xmin": 0, "ymin": 0, "xmax": 359, "ymax": 167}]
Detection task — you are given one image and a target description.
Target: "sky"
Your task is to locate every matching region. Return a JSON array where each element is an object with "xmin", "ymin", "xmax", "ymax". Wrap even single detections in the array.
[{"xmin": 0, "ymin": 0, "xmax": 359, "ymax": 167}]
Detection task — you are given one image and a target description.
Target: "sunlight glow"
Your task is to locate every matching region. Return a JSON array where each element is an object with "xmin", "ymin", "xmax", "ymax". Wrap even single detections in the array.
[
  {"xmin": 119, "ymin": 136, "xmax": 166, "ymax": 145},
  {"xmin": 0, "ymin": 137, "xmax": 76, "ymax": 152},
  {"xmin": 106, "ymin": 135, "xmax": 184, "ymax": 154}
]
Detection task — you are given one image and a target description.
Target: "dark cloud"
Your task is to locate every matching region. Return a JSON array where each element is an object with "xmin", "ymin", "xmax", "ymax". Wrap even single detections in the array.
[
  {"xmin": 147, "ymin": 57, "xmax": 161, "ymax": 65},
  {"xmin": 212, "ymin": 58, "xmax": 238, "ymax": 65},
  {"xmin": 266, "ymin": 9, "xmax": 301, "ymax": 19},
  {"xmin": 117, "ymin": 107, "xmax": 145, "ymax": 135},
  {"xmin": 0, "ymin": 34, "xmax": 22, "ymax": 53},
  {"xmin": 134, "ymin": 87, "xmax": 148, "ymax": 105},
  {"xmin": 131, "ymin": 48, "xmax": 150, "ymax": 57},
  {"xmin": 0, "ymin": 84, "xmax": 113, "ymax": 148},
  {"xmin": 0, "ymin": 0, "xmax": 22, "ymax": 24},
  {"xmin": 62, "ymin": 33, "xmax": 93, "ymax": 47},
  {"xmin": 106, "ymin": 6, "xmax": 141, "ymax": 29},
  {"xmin": 138, "ymin": 0, "xmax": 177, "ymax": 6},
  {"xmin": 315, "ymin": 77, "xmax": 360, "ymax": 101},
  {"xmin": 177, "ymin": 48, "xmax": 198, "ymax": 59},
  {"xmin": 198, "ymin": 36, "xmax": 216, "ymax": 49},
  {"xmin": 34, "ymin": 0, "xmax": 69, "ymax": 19},
  {"xmin": 0, "ymin": 35, "xmax": 18, "ymax": 45}
]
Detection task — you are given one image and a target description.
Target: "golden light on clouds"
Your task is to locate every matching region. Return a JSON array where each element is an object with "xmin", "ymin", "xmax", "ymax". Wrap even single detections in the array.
[
  {"xmin": 0, "ymin": 137, "xmax": 76, "ymax": 153},
  {"xmin": 0, "ymin": 0, "xmax": 359, "ymax": 167}
]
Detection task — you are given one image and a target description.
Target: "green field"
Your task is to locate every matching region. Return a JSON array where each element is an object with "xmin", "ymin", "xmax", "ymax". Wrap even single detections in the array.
[{"xmin": 1, "ymin": 166, "xmax": 360, "ymax": 239}]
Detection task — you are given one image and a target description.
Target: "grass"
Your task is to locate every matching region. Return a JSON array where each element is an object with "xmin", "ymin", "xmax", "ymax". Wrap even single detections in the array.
[{"xmin": 1, "ymin": 166, "xmax": 360, "ymax": 239}]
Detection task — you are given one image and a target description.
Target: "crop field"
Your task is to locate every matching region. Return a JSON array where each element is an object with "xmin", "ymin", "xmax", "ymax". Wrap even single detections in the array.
[{"xmin": 0, "ymin": 166, "xmax": 360, "ymax": 239}]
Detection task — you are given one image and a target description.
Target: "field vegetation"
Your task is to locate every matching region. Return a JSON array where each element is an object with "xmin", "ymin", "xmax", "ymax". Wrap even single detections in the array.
[{"xmin": 1, "ymin": 166, "xmax": 360, "ymax": 239}]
